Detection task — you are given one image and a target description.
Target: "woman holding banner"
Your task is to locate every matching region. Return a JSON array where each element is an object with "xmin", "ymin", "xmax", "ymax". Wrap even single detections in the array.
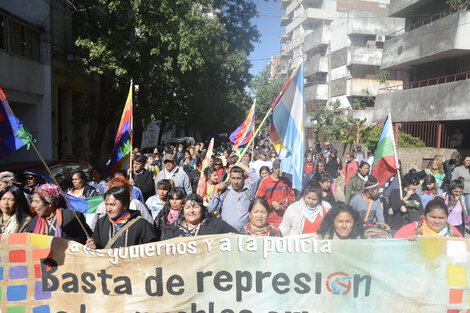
[
  {"xmin": 240, "ymin": 198, "xmax": 282, "ymax": 237},
  {"xmin": 0, "ymin": 186, "xmax": 31, "ymax": 234},
  {"xmin": 162, "ymin": 194, "xmax": 235, "ymax": 239},
  {"xmin": 316, "ymin": 203, "xmax": 365, "ymax": 239},
  {"xmin": 87, "ymin": 186, "xmax": 157, "ymax": 249},
  {"xmin": 394, "ymin": 198, "xmax": 463, "ymax": 239},
  {"xmin": 25, "ymin": 183, "xmax": 91, "ymax": 244},
  {"xmin": 279, "ymin": 187, "xmax": 331, "ymax": 236}
]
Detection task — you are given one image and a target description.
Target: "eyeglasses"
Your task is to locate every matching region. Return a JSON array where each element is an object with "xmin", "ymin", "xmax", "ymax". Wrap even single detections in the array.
[{"xmin": 214, "ymin": 164, "xmax": 222, "ymax": 167}]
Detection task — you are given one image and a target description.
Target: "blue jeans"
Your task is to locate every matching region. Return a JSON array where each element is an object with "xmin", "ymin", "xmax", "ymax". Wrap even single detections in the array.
[{"xmin": 464, "ymin": 193, "xmax": 470, "ymax": 217}]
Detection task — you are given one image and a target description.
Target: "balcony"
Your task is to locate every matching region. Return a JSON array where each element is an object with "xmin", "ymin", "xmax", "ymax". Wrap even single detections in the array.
[
  {"xmin": 286, "ymin": 8, "xmax": 339, "ymax": 34},
  {"xmin": 381, "ymin": 11, "xmax": 470, "ymax": 70},
  {"xmin": 284, "ymin": 30, "xmax": 313, "ymax": 53},
  {"xmin": 281, "ymin": 0, "xmax": 290, "ymax": 10},
  {"xmin": 281, "ymin": 15, "xmax": 290, "ymax": 27},
  {"xmin": 305, "ymin": 56, "xmax": 328, "ymax": 76},
  {"xmin": 281, "ymin": 33, "xmax": 289, "ymax": 43},
  {"xmin": 332, "ymin": 78, "xmax": 403, "ymax": 97},
  {"xmin": 305, "ymin": 84, "xmax": 328, "ymax": 100},
  {"xmin": 303, "ymin": 25, "xmax": 329, "ymax": 53},
  {"xmin": 374, "ymin": 78, "xmax": 470, "ymax": 122},
  {"xmin": 389, "ymin": 0, "xmax": 444, "ymax": 17},
  {"xmin": 349, "ymin": 47, "xmax": 382, "ymax": 66}
]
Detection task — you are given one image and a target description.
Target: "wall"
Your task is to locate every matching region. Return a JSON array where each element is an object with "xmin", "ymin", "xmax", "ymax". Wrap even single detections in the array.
[{"xmin": 397, "ymin": 147, "xmax": 457, "ymax": 173}]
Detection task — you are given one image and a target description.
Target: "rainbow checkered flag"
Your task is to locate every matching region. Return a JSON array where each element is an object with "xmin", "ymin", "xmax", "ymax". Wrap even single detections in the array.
[{"xmin": 0, "ymin": 85, "xmax": 33, "ymax": 159}]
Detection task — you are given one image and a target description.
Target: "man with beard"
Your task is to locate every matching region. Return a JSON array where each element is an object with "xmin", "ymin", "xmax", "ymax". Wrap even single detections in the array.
[{"xmin": 349, "ymin": 176, "xmax": 384, "ymax": 228}]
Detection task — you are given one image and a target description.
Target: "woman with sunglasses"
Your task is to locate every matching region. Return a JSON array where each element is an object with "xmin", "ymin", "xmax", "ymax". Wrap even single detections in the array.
[{"xmin": 163, "ymin": 193, "xmax": 236, "ymax": 239}]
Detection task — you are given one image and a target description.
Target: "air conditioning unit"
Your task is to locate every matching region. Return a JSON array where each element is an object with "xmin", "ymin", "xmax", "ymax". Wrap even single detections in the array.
[{"xmin": 376, "ymin": 35, "xmax": 385, "ymax": 42}]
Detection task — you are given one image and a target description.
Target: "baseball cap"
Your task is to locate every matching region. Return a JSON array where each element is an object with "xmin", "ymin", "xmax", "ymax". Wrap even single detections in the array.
[{"xmin": 162, "ymin": 154, "xmax": 175, "ymax": 162}]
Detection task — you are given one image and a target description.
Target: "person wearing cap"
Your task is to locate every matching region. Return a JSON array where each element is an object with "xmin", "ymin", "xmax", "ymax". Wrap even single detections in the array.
[
  {"xmin": 129, "ymin": 155, "xmax": 155, "ymax": 201},
  {"xmin": 25, "ymin": 183, "xmax": 91, "ymax": 244},
  {"xmin": 0, "ymin": 171, "xmax": 18, "ymax": 192},
  {"xmin": 255, "ymin": 158, "xmax": 295, "ymax": 227},
  {"xmin": 349, "ymin": 176, "xmax": 384, "ymax": 229},
  {"xmin": 154, "ymin": 154, "xmax": 192, "ymax": 195},
  {"xmin": 250, "ymin": 148, "xmax": 272, "ymax": 176},
  {"xmin": 23, "ymin": 169, "xmax": 44, "ymax": 195}
]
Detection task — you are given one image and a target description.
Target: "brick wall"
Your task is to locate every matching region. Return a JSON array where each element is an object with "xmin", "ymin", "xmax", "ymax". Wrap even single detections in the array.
[{"xmin": 397, "ymin": 148, "xmax": 458, "ymax": 173}]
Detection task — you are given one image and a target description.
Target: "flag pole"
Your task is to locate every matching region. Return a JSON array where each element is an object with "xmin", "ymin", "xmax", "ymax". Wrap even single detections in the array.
[
  {"xmin": 0, "ymin": 89, "xmax": 91, "ymax": 238},
  {"xmin": 29, "ymin": 142, "xmax": 91, "ymax": 237},
  {"xmin": 129, "ymin": 79, "xmax": 134, "ymax": 181},
  {"xmin": 390, "ymin": 113, "xmax": 403, "ymax": 200}
]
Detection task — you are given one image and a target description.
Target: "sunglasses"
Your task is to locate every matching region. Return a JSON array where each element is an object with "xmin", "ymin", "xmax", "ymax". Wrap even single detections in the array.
[
  {"xmin": 25, "ymin": 176, "xmax": 36, "ymax": 181},
  {"xmin": 214, "ymin": 164, "xmax": 222, "ymax": 167}
]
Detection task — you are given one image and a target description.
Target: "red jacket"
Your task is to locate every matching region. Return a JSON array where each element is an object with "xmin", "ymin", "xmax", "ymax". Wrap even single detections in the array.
[{"xmin": 256, "ymin": 175, "xmax": 295, "ymax": 227}]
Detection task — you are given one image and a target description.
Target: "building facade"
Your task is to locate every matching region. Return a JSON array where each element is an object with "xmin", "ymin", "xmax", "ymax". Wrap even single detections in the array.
[
  {"xmin": 374, "ymin": 0, "xmax": 470, "ymax": 149},
  {"xmin": 280, "ymin": 0, "xmax": 405, "ymax": 146},
  {"xmin": 0, "ymin": 0, "xmax": 100, "ymax": 165}
]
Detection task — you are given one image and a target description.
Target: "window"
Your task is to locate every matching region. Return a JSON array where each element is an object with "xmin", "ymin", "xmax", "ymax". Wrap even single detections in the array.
[
  {"xmin": 8, "ymin": 17, "xmax": 40, "ymax": 61},
  {"xmin": 0, "ymin": 15, "xmax": 6, "ymax": 50}
]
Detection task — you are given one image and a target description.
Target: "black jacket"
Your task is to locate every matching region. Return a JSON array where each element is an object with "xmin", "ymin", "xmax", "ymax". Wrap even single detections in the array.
[
  {"xmin": 25, "ymin": 209, "xmax": 92, "ymax": 244},
  {"xmin": 133, "ymin": 169, "xmax": 155, "ymax": 201},
  {"xmin": 162, "ymin": 216, "xmax": 236, "ymax": 240},
  {"xmin": 387, "ymin": 189, "xmax": 423, "ymax": 231},
  {"xmin": 67, "ymin": 185, "xmax": 97, "ymax": 198},
  {"xmin": 92, "ymin": 210, "xmax": 158, "ymax": 249}
]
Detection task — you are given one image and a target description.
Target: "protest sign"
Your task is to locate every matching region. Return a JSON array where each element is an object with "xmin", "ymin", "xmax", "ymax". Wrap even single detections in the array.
[{"xmin": 1, "ymin": 233, "xmax": 469, "ymax": 312}]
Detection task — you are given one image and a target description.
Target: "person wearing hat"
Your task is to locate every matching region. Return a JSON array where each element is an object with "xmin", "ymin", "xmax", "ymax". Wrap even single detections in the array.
[
  {"xmin": 349, "ymin": 176, "xmax": 384, "ymax": 229},
  {"xmin": 0, "ymin": 171, "xmax": 19, "ymax": 192},
  {"xmin": 25, "ymin": 183, "xmax": 91, "ymax": 244},
  {"xmin": 250, "ymin": 148, "xmax": 272, "ymax": 175},
  {"xmin": 255, "ymin": 158, "xmax": 295, "ymax": 227},
  {"xmin": 355, "ymin": 144, "xmax": 365, "ymax": 162},
  {"xmin": 154, "ymin": 154, "xmax": 192, "ymax": 195},
  {"xmin": 23, "ymin": 169, "xmax": 44, "ymax": 195}
]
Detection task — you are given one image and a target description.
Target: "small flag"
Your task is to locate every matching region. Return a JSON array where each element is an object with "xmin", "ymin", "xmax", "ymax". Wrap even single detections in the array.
[
  {"xmin": 197, "ymin": 138, "xmax": 214, "ymax": 198},
  {"xmin": 230, "ymin": 100, "xmax": 256, "ymax": 149},
  {"xmin": 269, "ymin": 61, "xmax": 305, "ymax": 191},
  {"xmin": 67, "ymin": 194, "xmax": 103, "ymax": 227},
  {"xmin": 372, "ymin": 113, "xmax": 399, "ymax": 186},
  {"xmin": 0, "ymin": 86, "xmax": 33, "ymax": 159},
  {"xmin": 107, "ymin": 81, "xmax": 133, "ymax": 177}
]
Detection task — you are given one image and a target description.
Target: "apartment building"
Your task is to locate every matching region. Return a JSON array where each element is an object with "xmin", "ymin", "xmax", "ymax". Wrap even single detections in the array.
[
  {"xmin": 374, "ymin": 0, "xmax": 470, "ymax": 149},
  {"xmin": 280, "ymin": 0, "xmax": 404, "ymax": 145}
]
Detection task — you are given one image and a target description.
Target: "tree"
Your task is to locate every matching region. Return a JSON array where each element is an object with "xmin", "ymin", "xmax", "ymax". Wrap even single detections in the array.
[
  {"xmin": 309, "ymin": 100, "xmax": 365, "ymax": 144},
  {"xmin": 361, "ymin": 127, "xmax": 426, "ymax": 151},
  {"xmin": 70, "ymin": 0, "xmax": 259, "ymax": 165},
  {"xmin": 248, "ymin": 64, "xmax": 286, "ymax": 132}
]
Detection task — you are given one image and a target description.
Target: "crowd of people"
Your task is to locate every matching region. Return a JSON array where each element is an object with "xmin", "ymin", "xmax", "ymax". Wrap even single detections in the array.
[{"xmin": 0, "ymin": 138, "xmax": 468, "ymax": 250}]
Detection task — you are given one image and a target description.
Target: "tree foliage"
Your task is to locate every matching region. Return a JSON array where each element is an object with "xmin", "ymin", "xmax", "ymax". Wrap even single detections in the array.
[
  {"xmin": 361, "ymin": 127, "xmax": 426, "ymax": 151},
  {"xmin": 309, "ymin": 100, "xmax": 365, "ymax": 144},
  {"xmin": 70, "ymin": 0, "xmax": 259, "ymax": 164}
]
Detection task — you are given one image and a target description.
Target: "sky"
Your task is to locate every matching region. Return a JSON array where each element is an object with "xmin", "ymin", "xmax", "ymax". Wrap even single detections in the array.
[{"xmin": 248, "ymin": 0, "xmax": 282, "ymax": 77}]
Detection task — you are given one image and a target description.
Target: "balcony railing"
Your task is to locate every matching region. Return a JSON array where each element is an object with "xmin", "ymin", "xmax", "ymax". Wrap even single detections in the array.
[
  {"xmin": 379, "ymin": 71, "xmax": 470, "ymax": 93},
  {"xmin": 387, "ymin": 8, "xmax": 459, "ymax": 37}
]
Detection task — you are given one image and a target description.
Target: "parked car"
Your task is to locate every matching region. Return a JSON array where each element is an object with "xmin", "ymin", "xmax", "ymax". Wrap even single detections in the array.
[
  {"xmin": 0, "ymin": 160, "xmax": 92, "ymax": 190},
  {"xmin": 166, "ymin": 137, "xmax": 196, "ymax": 147}
]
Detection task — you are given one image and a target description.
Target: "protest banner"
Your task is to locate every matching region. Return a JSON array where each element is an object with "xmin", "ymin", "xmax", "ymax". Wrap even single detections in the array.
[{"xmin": 1, "ymin": 233, "xmax": 469, "ymax": 312}]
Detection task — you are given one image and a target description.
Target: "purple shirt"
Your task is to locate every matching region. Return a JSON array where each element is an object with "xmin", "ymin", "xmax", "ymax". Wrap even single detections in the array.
[{"xmin": 446, "ymin": 197, "xmax": 463, "ymax": 226}]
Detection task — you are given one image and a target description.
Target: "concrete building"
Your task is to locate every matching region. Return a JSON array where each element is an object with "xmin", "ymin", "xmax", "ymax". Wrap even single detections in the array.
[
  {"xmin": 280, "ymin": 0, "xmax": 404, "ymax": 146},
  {"xmin": 0, "ymin": 0, "xmax": 100, "ymax": 165},
  {"xmin": 374, "ymin": 0, "xmax": 470, "ymax": 149}
]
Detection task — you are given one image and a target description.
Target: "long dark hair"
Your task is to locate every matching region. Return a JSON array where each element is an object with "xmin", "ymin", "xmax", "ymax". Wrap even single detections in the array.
[
  {"xmin": 160, "ymin": 187, "xmax": 187, "ymax": 215},
  {"xmin": 317, "ymin": 203, "xmax": 365, "ymax": 239},
  {"xmin": 178, "ymin": 193, "xmax": 210, "ymax": 223},
  {"xmin": 0, "ymin": 186, "xmax": 31, "ymax": 233}
]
